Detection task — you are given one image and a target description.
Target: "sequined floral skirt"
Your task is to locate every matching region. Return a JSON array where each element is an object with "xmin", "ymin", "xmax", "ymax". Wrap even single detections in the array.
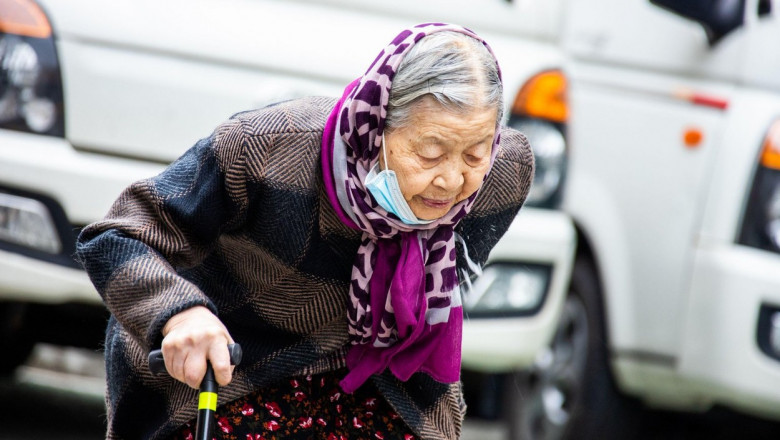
[{"xmin": 171, "ymin": 368, "xmax": 416, "ymax": 440}]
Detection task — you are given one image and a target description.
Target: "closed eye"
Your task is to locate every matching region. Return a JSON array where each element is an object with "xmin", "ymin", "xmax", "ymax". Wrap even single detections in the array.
[
  {"xmin": 465, "ymin": 154, "xmax": 487, "ymax": 166},
  {"xmin": 419, "ymin": 155, "xmax": 443, "ymax": 165},
  {"xmin": 465, "ymin": 141, "xmax": 491, "ymax": 165}
]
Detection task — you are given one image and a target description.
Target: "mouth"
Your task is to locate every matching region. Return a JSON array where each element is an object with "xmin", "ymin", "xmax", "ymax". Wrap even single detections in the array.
[{"xmin": 420, "ymin": 197, "xmax": 455, "ymax": 209}]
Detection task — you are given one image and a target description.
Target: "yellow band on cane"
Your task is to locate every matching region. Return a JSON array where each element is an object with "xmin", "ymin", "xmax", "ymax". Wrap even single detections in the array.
[{"xmin": 198, "ymin": 391, "xmax": 218, "ymax": 411}]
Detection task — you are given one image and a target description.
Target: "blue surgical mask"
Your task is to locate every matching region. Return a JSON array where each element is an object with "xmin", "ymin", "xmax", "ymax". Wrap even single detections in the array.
[{"xmin": 364, "ymin": 135, "xmax": 433, "ymax": 225}]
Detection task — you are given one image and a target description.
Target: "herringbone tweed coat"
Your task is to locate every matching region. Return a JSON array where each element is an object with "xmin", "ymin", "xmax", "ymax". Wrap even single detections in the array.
[{"xmin": 77, "ymin": 96, "xmax": 534, "ymax": 440}]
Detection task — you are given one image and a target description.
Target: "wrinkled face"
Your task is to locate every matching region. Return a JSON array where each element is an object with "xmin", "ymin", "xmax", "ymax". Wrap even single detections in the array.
[{"xmin": 381, "ymin": 98, "xmax": 497, "ymax": 221}]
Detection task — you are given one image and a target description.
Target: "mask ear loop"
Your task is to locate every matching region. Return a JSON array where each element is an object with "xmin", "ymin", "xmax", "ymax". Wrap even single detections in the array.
[{"xmin": 381, "ymin": 133, "xmax": 390, "ymax": 172}]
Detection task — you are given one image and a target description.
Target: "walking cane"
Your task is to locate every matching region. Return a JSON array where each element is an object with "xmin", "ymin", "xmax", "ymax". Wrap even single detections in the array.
[{"xmin": 149, "ymin": 343, "xmax": 243, "ymax": 440}]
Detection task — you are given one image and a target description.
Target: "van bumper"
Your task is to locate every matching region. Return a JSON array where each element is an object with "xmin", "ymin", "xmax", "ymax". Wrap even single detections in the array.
[
  {"xmin": 461, "ymin": 208, "xmax": 576, "ymax": 372},
  {"xmin": 678, "ymin": 243, "xmax": 780, "ymax": 420},
  {"xmin": 0, "ymin": 129, "xmax": 164, "ymax": 304}
]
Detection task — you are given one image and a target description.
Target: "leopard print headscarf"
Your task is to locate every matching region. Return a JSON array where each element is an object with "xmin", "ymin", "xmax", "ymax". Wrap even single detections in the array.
[{"xmin": 321, "ymin": 23, "xmax": 502, "ymax": 392}]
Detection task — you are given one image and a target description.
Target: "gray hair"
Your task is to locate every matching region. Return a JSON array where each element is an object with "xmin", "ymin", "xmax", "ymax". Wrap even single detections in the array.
[{"xmin": 385, "ymin": 31, "xmax": 504, "ymax": 132}]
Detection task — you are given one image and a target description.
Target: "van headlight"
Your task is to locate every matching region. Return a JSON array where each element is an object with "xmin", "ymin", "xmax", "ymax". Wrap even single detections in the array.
[
  {"xmin": 509, "ymin": 117, "xmax": 566, "ymax": 208},
  {"xmin": 0, "ymin": 0, "xmax": 64, "ymax": 136},
  {"xmin": 739, "ymin": 119, "xmax": 780, "ymax": 253},
  {"xmin": 462, "ymin": 263, "xmax": 552, "ymax": 317}
]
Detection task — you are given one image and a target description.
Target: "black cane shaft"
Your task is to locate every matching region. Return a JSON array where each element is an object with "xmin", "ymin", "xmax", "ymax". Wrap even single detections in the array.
[{"xmin": 196, "ymin": 363, "xmax": 218, "ymax": 440}]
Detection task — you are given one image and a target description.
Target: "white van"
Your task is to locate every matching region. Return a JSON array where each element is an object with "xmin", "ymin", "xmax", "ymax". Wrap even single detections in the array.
[
  {"xmin": 509, "ymin": 1, "xmax": 780, "ymax": 439},
  {"xmin": 0, "ymin": 0, "xmax": 575, "ymax": 419}
]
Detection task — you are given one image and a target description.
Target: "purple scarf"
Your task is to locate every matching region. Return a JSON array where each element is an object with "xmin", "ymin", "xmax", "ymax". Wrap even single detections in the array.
[{"xmin": 320, "ymin": 23, "xmax": 502, "ymax": 393}]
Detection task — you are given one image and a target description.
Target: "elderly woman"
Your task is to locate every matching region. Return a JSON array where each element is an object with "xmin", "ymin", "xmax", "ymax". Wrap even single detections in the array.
[{"xmin": 77, "ymin": 23, "xmax": 533, "ymax": 440}]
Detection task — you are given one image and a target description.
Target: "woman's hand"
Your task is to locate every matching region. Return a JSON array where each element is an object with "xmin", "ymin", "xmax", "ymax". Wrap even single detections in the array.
[{"xmin": 161, "ymin": 305, "xmax": 235, "ymax": 389}]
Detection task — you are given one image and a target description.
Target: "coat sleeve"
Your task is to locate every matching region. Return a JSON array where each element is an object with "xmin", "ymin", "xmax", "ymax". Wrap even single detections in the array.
[
  {"xmin": 454, "ymin": 126, "xmax": 535, "ymax": 275},
  {"xmin": 76, "ymin": 117, "xmax": 249, "ymax": 352}
]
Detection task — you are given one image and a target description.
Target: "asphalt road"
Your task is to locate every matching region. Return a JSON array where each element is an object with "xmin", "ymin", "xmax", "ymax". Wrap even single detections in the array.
[
  {"xmin": 1, "ymin": 344, "xmax": 779, "ymax": 440},
  {"xmin": 0, "ymin": 345, "xmax": 105, "ymax": 440}
]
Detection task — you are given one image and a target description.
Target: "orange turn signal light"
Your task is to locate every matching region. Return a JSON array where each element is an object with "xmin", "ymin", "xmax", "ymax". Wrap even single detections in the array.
[
  {"xmin": 761, "ymin": 119, "xmax": 780, "ymax": 171},
  {"xmin": 0, "ymin": 0, "xmax": 51, "ymax": 39},
  {"xmin": 683, "ymin": 127, "xmax": 704, "ymax": 149},
  {"xmin": 512, "ymin": 70, "xmax": 568, "ymax": 123}
]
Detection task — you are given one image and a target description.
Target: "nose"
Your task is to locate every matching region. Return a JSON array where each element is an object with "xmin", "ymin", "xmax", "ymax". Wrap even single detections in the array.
[{"xmin": 432, "ymin": 163, "xmax": 464, "ymax": 192}]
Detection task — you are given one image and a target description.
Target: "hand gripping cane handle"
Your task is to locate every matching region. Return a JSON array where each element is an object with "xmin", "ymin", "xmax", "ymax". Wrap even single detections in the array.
[
  {"xmin": 148, "ymin": 343, "xmax": 243, "ymax": 376},
  {"xmin": 148, "ymin": 344, "xmax": 242, "ymax": 440}
]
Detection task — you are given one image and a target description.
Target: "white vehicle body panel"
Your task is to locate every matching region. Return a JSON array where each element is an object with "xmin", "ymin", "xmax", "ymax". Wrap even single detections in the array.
[
  {"xmin": 744, "ymin": 0, "xmax": 780, "ymax": 91},
  {"xmin": 40, "ymin": 0, "xmax": 564, "ymax": 163},
  {"xmin": 562, "ymin": 0, "xmax": 780, "ymax": 419},
  {"xmin": 563, "ymin": 0, "xmax": 746, "ymax": 81},
  {"xmin": 565, "ymin": 61, "xmax": 732, "ymax": 358}
]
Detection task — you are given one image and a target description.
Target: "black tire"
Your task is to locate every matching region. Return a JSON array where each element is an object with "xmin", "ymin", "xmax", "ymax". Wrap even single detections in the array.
[
  {"xmin": 505, "ymin": 257, "xmax": 639, "ymax": 440},
  {"xmin": 0, "ymin": 303, "xmax": 36, "ymax": 376}
]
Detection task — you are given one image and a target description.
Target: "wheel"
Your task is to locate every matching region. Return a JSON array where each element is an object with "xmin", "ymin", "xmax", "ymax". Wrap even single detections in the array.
[
  {"xmin": 505, "ymin": 257, "xmax": 639, "ymax": 440},
  {"xmin": 0, "ymin": 302, "xmax": 36, "ymax": 376}
]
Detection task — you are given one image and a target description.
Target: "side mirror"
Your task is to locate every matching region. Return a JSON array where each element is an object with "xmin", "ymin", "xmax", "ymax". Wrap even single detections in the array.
[{"xmin": 650, "ymin": 0, "xmax": 746, "ymax": 46}]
